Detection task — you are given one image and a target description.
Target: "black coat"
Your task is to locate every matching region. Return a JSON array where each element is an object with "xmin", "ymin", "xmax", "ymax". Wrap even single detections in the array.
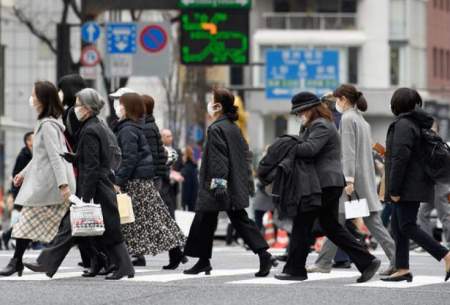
[
  {"xmin": 196, "ymin": 116, "xmax": 252, "ymax": 211},
  {"xmin": 63, "ymin": 106, "xmax": 81, "ymax": 149},
  {"xmin": 296, "ymin": 118, "xmax": 346, "ymax": 189},
  {"xmin": 181, "ymin": 160, "xmax": 199, "ymax": 210},
  {"xmin": 114, "ymin": 119, "xmax": 154, "ymax": 187},
  {"xmin": 385, "ymin": 108, "xmax": 435, "ymax": 203},
  {"xmin": 75, "ymin": 116, "xmax": 123, "ymax": 245},
  {"xmin": 142, "ymin": 115, "xmax": 168, "ymax": 179},
  {"xmin": 11, "ymin": 146, "xmax": 32, "ymax": 198}
]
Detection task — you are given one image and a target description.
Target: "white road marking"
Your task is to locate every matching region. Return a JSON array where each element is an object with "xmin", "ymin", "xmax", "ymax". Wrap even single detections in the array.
[
  {"xmin": 124, "ymin": 269, "xmax": 257, "ymax": 282},
  {"xmin": 228, "ymin": 271, "xmax": 360, "ymax": 285},
  {"xmin": 0, "ymin": 272, "xmax": 82, "ymax": 281},
  {"xmin": 348, "ymin": 276, "xmax": 446, "ymax": 288}
]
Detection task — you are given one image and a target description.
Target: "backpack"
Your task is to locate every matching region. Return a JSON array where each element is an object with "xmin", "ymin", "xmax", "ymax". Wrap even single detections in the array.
[
  {"xmin": 100, "ymin": 120, "xmax": 122, "ymax": 172},
  {"xmin": 419, "ymin": 128, "xmax": 450, "ymax": 183}
]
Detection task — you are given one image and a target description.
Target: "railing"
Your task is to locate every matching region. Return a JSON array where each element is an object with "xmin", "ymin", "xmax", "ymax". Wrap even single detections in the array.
[{"xmin": 262, "ymin": 12, "xmax": 358, "ymax": 30}]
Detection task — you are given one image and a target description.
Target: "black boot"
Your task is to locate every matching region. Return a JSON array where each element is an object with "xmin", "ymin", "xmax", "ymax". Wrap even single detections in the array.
[
  {"xmin": 183, "ymin": 258, "xmax": 212, "ymax": 275},
  {"xmin": 83, "ymin": 253, "xmax": 107, "ymax": 277},
  {"xmin": 255, "ymin": 250, "xmax": 278, "ymax": 277},
  {"xmin": 132, "ymin": 255, "xmax": 146, "ymax": 267},
  {"xmin": 0, "ymin": 258, "xmax": 24, "ymax": 277},
  {"xmin": 105, "ymin": 243, "xmax": 134, "ymax": 280},
  {"xmin": 163, "ymin": 247, "xmax": 188, "ymax": 270}
]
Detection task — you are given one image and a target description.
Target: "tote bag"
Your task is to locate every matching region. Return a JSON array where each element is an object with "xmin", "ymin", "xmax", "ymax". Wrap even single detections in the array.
[
  {"xmin": 117, "ymin": 193, "xmax": 135, "ymax": 224},
  {"xmin": 69, "ymin": 195, "xmax": 105, "ymax": 237},
  {"xmin": 344, "ymin": 192, "xmax": 370, "ymax": 220}
]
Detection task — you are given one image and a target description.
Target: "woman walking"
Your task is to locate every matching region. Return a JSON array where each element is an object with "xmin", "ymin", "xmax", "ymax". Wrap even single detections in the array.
[
  {"xmin": 275, "ymin": 92, "xmax": 380, "ymax": 282},
  {"xmin": 114, "ymin": 93, "xmax": 186, "ymax": 268},
  {"xmin": 183, "ymin": 88, "xmax": 277, "ymax": 277},
  {"xmin": 0, "ymin": 81, "xmax": 75, "ymax": 276},
  {"xmin": 381, "ymin": 88, "xmax": 450, "ymax": 282},
  {"xmin": 307, "ymin": 84, "xmax": 396, "ymax": 276}
]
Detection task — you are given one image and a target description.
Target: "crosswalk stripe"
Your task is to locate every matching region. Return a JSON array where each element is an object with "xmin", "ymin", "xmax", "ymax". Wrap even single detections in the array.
[
  {"xmin": 228, "ymin": 271, "xmax": 360, "ymax": 285},
  {"xmin": 0, "ymin": 271, "xmax": 82, "ymax": 281},
  {"xmin": 124, "ymin": 269, "xmax": 257, "ymax": 282},
  {"xmin": 348, "ymin": 276, "xmax": 446, "ymax": 289}
]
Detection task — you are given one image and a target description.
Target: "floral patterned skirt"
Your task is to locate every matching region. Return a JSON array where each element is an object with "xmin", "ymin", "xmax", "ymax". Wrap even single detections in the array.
[{"xmin": 122, "ymin": 179, "xmax": 186, "ymax": 256}]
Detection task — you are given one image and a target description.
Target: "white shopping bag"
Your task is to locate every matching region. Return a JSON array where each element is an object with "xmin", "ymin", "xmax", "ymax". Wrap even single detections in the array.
[
  {"xmin": 344, "ymin": 193, "xmax": 370, "ymax": 220},
  {"xmin": 69, "ymin": 195, "xmax": 105, "ymax": 237},
  {"xmin": 175, "ymin": 210, "xmax": 195, "ymax": 236}
]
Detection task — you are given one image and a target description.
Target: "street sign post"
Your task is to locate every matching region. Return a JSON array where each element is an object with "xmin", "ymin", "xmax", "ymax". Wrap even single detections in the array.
[
  {"xmin": 80, "ymin": 45, "xmax": 101, "ymax": 67},
  {"xmin": 106, "ymin": 23, "xmax": 137, "ymax": 54},
  {"xmin": 81, "ymin": 22, "xmax": 101, "ymax": 44},
  {"xmin": 265, "ymin": 49, "xmax": 340, "ymax": 99}
]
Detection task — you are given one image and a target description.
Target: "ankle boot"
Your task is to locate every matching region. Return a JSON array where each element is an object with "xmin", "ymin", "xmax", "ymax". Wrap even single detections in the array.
[
  {"xmin": 0, "ymin": 258, "xmax": 24, "ymax": 277},
  {"xmin": 183, "ymin": 258, "xmax": 212, "ymax": 275},
  {"xmin": 132, "ymin": 255, "xmax": 146, "ymax": 267},
  {"xmin": 255, "ymin": 251, "xmax": 278, "ymax": 277},
  {"xmin": 163, "ymin": 247, "xmax": 188, "ymax": 270},
  {"xmin": 105, "ymin": 243, "xmax": 134, "ymax": 280}
]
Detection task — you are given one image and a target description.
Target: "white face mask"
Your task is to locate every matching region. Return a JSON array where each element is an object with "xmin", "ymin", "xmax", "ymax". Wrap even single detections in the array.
[
  {"xmin": 115, "ymin": 104, "xmax": 124, "ymax": 119},
  {"xmin": 207, "ymin": 102, "xmax": 221, "ymax": 117},
  {"xmin": 29, "ymin": 96, "xmax": 34, "ymax": 107},
  {"xmin": 58, "ymin": 90, "xmax": 64, "ymax": 103},
  {"xmin": 335, "ymin": 102, "xmax": 345, "ymax": 113},
  {"xmin": 74, "ymin": 106, "xmax": 85, "ymax": 121}
]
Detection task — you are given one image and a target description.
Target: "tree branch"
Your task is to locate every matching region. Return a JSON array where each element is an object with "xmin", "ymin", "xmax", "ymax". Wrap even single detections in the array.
[
  {"xmin": 12, "ymin": 6, "xmax": 57, "ymax": 54},
  {"xmin": 60, "ymin": 0, "xmax": 70, "ymax": 24},
  {"xmin": 130, "ymin": 9, "xmax": 143, "ymax": 21},
  {"xmin": 69, "ymin": 0, "xmax": 82, "ymax": 20}
]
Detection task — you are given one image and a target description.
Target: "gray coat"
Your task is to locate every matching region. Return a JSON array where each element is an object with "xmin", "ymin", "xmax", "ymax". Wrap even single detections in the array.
[
  {"xmin": 15, "ymin": 118, "xmax": 76, "ymax": 207},
  {"xmin": 339, "ymin": 108, "xmax": 381, "ymax": 212}
]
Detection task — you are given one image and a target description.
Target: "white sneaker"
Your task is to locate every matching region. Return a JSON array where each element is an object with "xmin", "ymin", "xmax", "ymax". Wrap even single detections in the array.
[{"xmin": 306, "ymin": 264, "xmax": 331, "ymax": 273}]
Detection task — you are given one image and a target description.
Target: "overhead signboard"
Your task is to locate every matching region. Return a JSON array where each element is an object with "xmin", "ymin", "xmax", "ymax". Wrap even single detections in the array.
[
  {"xmin": 179, "ymin": 0, "xmax": 251, "ymax": 9},
  {"xmin": 104, "ymin": 22, "xmax": 171, "ymax": 77},
  {"xmin": 180, "ymin": 9, "xmax": 249, "ymax": 65},
  {"xmin": 265, "ymin": 49, "xmax": 340, "ymax": 100}
]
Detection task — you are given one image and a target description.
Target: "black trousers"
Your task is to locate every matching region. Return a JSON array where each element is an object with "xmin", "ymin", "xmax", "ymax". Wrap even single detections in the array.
[
  {"xmin": 391, "ymin": 201, "xmax": 448, "ymax": 269},
  {"xmin": 184, "ymin": 209, "xmax": 269, "ymax": 259},
  {"xmin": 283, "ymin": 187, "xmax": 375, "ymax": 276}
]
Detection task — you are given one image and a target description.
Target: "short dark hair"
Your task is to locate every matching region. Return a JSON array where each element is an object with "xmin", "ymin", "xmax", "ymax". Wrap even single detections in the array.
[
  {"xmin": 23, "ymin": 131, "xmax": 33, "ymax": 145},
  {"xmin": 390, "ymin": 88, "xmax": 421, "ymax": 116},
  {"xmin": 57, "ymin": 74, "xmax": 87, "ymax": 107},
  {"xmin": 141, "ymin": 95, "xmax": 155, "ymax": 115},
  {"xmin": 333, "ymin": 84, "xmax": 368, "ymax": 112},
  {"xmin": 213, "ymin": 88, "xmax": 238, "ymax": 121},
  {"xmin": 35, "ymin": 81, "xmax": 64, "ymax": 120},
  {"xmin": 120, "ymin": 93, "xmax": 145, "ymax": 122}
]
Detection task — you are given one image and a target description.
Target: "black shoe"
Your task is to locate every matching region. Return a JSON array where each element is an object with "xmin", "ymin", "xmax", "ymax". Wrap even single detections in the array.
[
  {"xmin": 132, "ymin": 255, "xmax": 146, "ymax": 267},
  {"xmin": 83, "ymin": 253, "xmax": 107, "ymax": 278},
  {"xmin": 446, "ymin": 268, "xmax": 450, "ymax": 282},
  {"xmin": 357, "ymin": 258, "xmax": 381, "ymax": 283},
  {"xmin": 98, "ymin": 264, "xmax": 117, "ymax": 276},
  {"xmin": 255, "ymin": 252, "xmax": 278, "ymax": 277},
  {"xmin": 381, "ymin": 272, "xmax": 413, "ymax": 282},
  {"xmin": 104, "ymin": 242, "xmax": 134, "ymax": 280},
  {"xmin": 105, "ymin": 271, "xmax": 135, "ymax": 280},
  {"xmin": 183, "ymin": 259, "xmax": 212, "ymax": 275},
  {"xmin": 332, "ymin": 261, "xmax": 352, "ymax": 269},
  {"xmin": 24, "ymin": 261, "xmax": 56, "ymax": 278},
  {"xmin": 274, "ymin": 272, "xmax": 307, "ymax": 281},
  {"xmin": 0, "ymin": 258, "xmax": 24, "ymax": 277},
  {"xmin": 163, "ymin": 248, "xmax": 188, "ymax": 270},
  {"xmin": 274, "ymin": 254, "xmax": 288, "ymax": 262}
]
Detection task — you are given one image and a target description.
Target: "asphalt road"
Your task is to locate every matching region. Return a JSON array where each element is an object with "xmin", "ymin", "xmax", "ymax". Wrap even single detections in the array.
[{"xmin": 0, "ymin": 243, "xmax": 448, "ymax": 305}]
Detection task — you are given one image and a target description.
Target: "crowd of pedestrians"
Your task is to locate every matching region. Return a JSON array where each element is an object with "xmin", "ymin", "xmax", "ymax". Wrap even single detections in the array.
[{"xmin": 0, "ymin": 75, "xmax": 449, "ymax": 285}]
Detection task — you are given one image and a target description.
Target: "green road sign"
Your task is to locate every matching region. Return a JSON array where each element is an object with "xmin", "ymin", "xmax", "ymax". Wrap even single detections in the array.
[
  {"xmin": 180, "ymin": 9, "xmax": 249, "ymax": 65},
  {"xmin": 179, "ymin": 0, "xmax": 251, "ymax": 9}
]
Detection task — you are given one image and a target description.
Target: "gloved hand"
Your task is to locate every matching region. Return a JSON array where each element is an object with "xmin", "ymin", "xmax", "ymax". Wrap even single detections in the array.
[
  {"xmin": 60, "ymin": 152, "xmax": 76, "ymax": 163},
  {"xmin": 153, "ymin": 177, "xmax": 162, "ymax": 191},
  {"xmin": 214, "ymin": 187, "xmax": 228, "ymax": 203}
]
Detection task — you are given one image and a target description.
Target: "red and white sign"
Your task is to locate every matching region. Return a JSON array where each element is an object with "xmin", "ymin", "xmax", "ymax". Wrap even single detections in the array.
[{"xmin": 80, "ymin": 45, "xmax": 101, "ymax": 67}]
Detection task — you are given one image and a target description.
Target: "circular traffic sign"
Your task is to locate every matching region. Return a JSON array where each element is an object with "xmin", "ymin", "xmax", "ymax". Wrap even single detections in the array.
[
  {"xmin": 81, "ymin": 22, "xmax": 101, "ymax": 44},
  {"xmin": 139, "ymin": 25, "xmax": 168, "ymax": 53},
  {"xmin": 80, "ymin": 46, "xmax": 101, "ymax": 67}
]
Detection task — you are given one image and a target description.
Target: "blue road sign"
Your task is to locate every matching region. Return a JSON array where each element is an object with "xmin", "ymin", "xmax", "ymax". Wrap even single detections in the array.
[
  {"xmin": 265, "ymin": 49, "xmax": 340, "ymax": 100},
  {"xmin": 139, "ymin": 25, "xmax": 168, "ymax": 53},
  {"xmin": 106, "ymin": 23, "xmax": 137, "ymax": 54},
  {"xmin": 81, "ymin": 22, "xmax": 100, "ymax": 44}
]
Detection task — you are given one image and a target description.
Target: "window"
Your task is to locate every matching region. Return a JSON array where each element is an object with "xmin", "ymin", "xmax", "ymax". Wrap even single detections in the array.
[
  {"xmin": 348, "ymin": 47, "xmax": 358, "ymax": 84},
  {"xmin": 433, "ymin": 47, "xmax": 438, "ymax": 78},
  {"xmin": 441, "ymin": 49, "xmax": 445, "ymax": 78},
  {"xmin": 390, "ymin": 46, "xmax": 400, "ymax": 86}
]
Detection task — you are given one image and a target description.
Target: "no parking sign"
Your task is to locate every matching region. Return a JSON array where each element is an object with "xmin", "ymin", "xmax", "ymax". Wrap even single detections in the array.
[{"xmin": 139, "ymin": 25, "xmax": 168, "ymax": 53}]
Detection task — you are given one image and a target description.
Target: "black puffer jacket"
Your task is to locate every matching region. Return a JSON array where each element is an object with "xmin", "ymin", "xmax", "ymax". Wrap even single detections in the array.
[
  {"xmin": 196, "ymin": 116, "xmax": 252, "ymax": 212},
  {"xmin": 114, "ymin": 119, "xmax": 154, "ymax": 187},
  {"xmin": 11, "ymin": 146, "xmax": 32, "ymax": 198},
  {"xmin": 142, "ymin": 115, "xmax": 168, "ymax": 179},
  {"xmin": 385, "ymin": 108, "xmax": 434, "ymax": 203}
]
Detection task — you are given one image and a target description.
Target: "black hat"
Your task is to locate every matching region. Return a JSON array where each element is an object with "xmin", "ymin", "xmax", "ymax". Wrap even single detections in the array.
[{"xmin": 290, "ymin": 92, "xmax": 321, "ymax": 114}]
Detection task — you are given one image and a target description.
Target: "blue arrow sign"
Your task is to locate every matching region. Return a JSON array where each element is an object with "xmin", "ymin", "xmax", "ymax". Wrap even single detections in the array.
[
  {"xmin": 265, "ymin": 49, "xmax": 340, "ymax": 100},
  {"xmin": 81, "ymin": 22, "xmax": 100, "ymax": 44},
  {"xmin": 106, "ymin": 23, "xmax": 137, "ymax": 54}
]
